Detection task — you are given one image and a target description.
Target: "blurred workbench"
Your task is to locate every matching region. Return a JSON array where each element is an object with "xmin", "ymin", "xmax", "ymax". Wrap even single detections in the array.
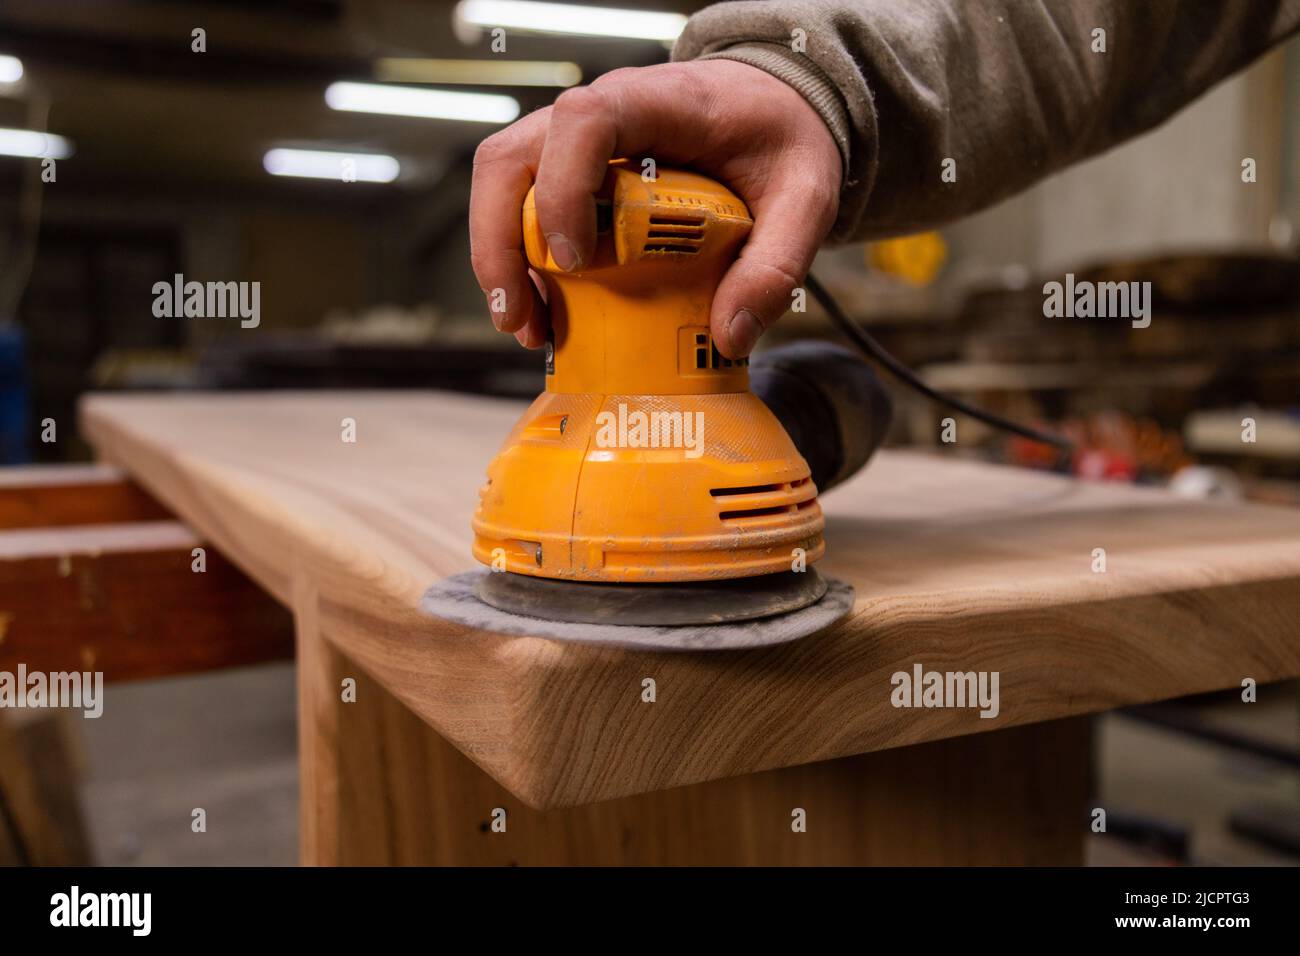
[{"xmin": 11, "ymin": 389, "xmax": 1300, "ymax": 865}]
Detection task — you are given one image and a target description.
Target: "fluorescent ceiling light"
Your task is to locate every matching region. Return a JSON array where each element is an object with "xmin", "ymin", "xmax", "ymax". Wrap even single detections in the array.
[
  {"xmin": 0, "ymin": 127, "xmax": 73, "ymax": 160},
  {"xmin": 325, "ymin": 81, "xmax": 519, "ymax": 124},
  {"xmin": 375, "ymin": 57, "xmax": 581, "ymax": 88},
  {"xmin": 0, "ymin": 55, "xmax": 22, "ymax": 84},
  {"xmin": 455, "ymin": 0, "xmax": 686, "ymax": 41},
  {"xmin": 263, "ymin": 148, "xmax": 400, "ymax": 183}
]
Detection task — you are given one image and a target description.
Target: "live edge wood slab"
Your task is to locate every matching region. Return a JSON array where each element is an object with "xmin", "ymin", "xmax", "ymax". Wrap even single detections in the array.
[{"xmin": 81, "ymin": 393, "xmax": 1300, "ymax": 831}]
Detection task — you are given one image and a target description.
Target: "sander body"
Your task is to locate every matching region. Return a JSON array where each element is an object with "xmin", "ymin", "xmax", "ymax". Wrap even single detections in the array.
[
  {"xmin": 474, "ymin": 164, "xmax": 823, "ymax": 587},
  {"xmin": 450, "ymin": 164, "xmax": 887, "ymax": 639}
]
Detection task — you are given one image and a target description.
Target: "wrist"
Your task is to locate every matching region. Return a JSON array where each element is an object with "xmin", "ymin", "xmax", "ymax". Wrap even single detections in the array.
[
  {"xmin": 701, "ymin": 44, "xmax": 850, "ymax": 170},
  {"xmin": 681, "ymin": 45, "xmax": 853, "ymax": 240}
]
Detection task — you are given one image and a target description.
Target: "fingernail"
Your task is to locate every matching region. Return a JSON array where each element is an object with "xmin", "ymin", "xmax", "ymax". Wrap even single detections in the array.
[
  {"xmin": 726, "ymin": 309, "xmax": 762, "ymax": 356},
  {"xmin": 546, "ymin": 233, "xmax": 581, "ymax": 272},
  {"xmin": 490, "ymin": 309, "xmax": 505, "ymax": 331}
]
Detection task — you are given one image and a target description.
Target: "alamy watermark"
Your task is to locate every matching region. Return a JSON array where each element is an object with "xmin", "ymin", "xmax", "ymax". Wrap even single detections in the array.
[
  {"xmin": 1043, "ymin": 273, "xmax": 1151, "ymax": 329},
  {"xmin": 891, "ymin": 663, "xmax": 1000, "ymax": 719},
  {"xmin": 594, "ymin": 402, "xmax": 704, "ymax": 459},
  {"xmin": 50, "ymin": 886, "xmax": 150, "ymax": 936},
  {"xmin": 0, "ymin": 664, "xmax": 103, "ymax": 718},
  {"xmin": 152, "ymin": 273, "xmax": 260, "ymax": 328}
]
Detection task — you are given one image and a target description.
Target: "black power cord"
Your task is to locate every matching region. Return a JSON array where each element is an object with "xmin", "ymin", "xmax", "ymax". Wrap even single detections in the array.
[{"xmin": 805, "ymin": 272, "xmax": 1075, "ymax": 455}]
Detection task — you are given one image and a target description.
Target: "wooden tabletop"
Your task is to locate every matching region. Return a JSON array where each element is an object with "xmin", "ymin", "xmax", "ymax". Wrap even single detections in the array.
[{"xmin": 81, "ymin": 391, "xmax": 1300, "ymax": 808}]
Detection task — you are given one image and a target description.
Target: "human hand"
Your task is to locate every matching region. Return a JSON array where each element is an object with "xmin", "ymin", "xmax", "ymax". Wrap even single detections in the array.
[{"xmin": 469, "ymin": 58, "xmax": 842, "ymax": 358}]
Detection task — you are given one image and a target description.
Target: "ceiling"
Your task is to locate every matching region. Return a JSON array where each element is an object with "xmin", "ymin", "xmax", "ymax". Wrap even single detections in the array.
[{"xmin": 0, "ymin": 0, "xmax": 696, "ymax": 198}]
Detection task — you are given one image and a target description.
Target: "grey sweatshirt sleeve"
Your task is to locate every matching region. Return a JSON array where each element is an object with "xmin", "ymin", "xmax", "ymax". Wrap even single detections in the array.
[{"xmin": 672, "ymin": 0, "xmax": 1300, "ymax": 242}]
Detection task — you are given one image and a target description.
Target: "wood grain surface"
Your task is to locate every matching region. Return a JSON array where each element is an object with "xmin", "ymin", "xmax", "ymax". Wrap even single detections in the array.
[
  {"xmin": 0, "ymin": 464, "xmax": 170, "ymax": 529},
  {"xmin": 0, "ymin": 465, "xmax": 294, "ymax": 682},
  {"xmin": 0, "ymin": 523, "xmax": 294, "ymax": 682},
  {"xmin": 300, "ymin": 641, "xmax": 1089, "ymax": 865},
  {"xmin": 81, "ymin": 391, "xmax": 1300, "ymax": 808}
]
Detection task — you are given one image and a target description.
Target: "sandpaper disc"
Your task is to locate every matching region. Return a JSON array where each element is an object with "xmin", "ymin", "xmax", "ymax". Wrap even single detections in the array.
[
  {"xmin": 419, "ymin": 570, "xmax": 855, "ymax": 652},
  {"xmin": 475, "ymin": 569, "xmax": 828, "ymax": 626}
]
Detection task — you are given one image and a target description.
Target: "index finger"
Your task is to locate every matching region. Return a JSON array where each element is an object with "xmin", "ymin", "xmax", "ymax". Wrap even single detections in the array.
[
  {"xmin": 469, "ymin": 109, "xmax": 549, "ymax": 334},
  {"xmin": 531, "ymin": 65, "xmax": 713, "ymax": 271}
]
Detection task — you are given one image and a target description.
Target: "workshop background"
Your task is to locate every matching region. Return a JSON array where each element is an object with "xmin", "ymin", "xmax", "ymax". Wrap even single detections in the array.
[{"xmin": 1, "ymin": 0, "xmax": 1298, "ymax": 865}]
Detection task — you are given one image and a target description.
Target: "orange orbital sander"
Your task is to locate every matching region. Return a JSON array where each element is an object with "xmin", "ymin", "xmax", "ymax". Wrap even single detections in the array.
[{"xmin": 424, "ymin": 163, "xmax": 892, "ymax": 650}]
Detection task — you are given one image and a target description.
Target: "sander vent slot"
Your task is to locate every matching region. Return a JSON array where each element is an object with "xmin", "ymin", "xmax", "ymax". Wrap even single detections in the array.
[
  {"xmin": 645, "ymin": 215, "xmax": 705, "ymax": 255},
  {"xmin": 712, "ymin": 476, "xmax": 819, "ymax": 522},
  {"xmin": 711, "ymin": 483, "xmax": 782, "ymax": 497},
  {"xmin": 649, "ymin": 214, "xmax": 705, "ymax": 228},
  {"xmin": 720, "ymin": 505, "xmax": 792, "ymax": 521}
]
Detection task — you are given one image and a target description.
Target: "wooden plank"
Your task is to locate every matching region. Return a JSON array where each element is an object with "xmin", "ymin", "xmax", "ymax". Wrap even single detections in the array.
[
  {"xmin": 0, "ymin": 464, "xmax": 171, "ymax": 529},
  {"xmin": 80, "ymin": 391, "xmax": 1300, "ymax": 808},
  {"xmin": 294, "ymin": 572, "xmax": 341, "ymax": 867},
  {"xmin": 0, "ymin": 713, "xmax": 77, "ymax": 865},
  {"xmin": 0, "ymin": 521, "xmax": 294, "ymax": 682},
  {"xmin": 304, "ymin": 651, "xmax": 1090, "ymax": 865},
  {"xmin": 0, "ymin": 713, "xmax": 92, "ymax": 866}
]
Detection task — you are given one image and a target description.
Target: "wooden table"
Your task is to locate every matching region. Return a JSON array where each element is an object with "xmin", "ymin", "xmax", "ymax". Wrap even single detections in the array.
[{"xmin": 70, "ymin": 391, "xmax": 1300, "ymax": 865}]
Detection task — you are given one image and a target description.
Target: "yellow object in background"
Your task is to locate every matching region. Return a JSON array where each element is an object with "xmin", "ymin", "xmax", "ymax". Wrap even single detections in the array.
[{"xmin": 868, "ymin": 231, "xmax": 948, "ymax": 286}]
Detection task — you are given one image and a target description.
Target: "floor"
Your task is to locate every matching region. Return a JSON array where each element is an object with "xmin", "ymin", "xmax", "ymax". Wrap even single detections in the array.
[
  {"xmin": 70, "ymin": 664, "xmax": 1299, "ymax": 866},
  {"xmin": 77, "ymin": 664, "xmax": 298, "ymax": 866}
]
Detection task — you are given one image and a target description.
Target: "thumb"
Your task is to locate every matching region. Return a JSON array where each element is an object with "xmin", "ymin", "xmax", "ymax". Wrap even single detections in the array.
[{"xmin": 709, "ymin": 181, "xmax": 836, "ymax": 359}]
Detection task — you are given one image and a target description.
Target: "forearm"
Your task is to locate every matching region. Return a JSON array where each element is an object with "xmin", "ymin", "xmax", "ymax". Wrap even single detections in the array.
[{"xmin": 673, "ymin": 0, "xmax": 1300, "ymax": 241}]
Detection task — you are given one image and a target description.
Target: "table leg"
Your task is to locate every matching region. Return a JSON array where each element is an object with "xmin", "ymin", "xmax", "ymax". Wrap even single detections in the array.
[{"xmin": 294, "ymin": 608, "xmax": 1089, "ymax": 865}]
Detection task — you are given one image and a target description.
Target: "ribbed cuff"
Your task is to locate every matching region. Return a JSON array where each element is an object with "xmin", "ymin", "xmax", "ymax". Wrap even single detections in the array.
[
  {"xmin": 698, "ymin": 44, "xmax": 851, "ymax": 173},
  {"xmin": 673, "ymin": 41, "xmax": 867, "ymax": 243}
]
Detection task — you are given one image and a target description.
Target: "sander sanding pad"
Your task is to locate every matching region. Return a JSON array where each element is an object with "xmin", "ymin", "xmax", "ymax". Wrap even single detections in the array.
[{"xmin": 420, "ymin": 570, "xmax": 855, "ymax": 652}]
